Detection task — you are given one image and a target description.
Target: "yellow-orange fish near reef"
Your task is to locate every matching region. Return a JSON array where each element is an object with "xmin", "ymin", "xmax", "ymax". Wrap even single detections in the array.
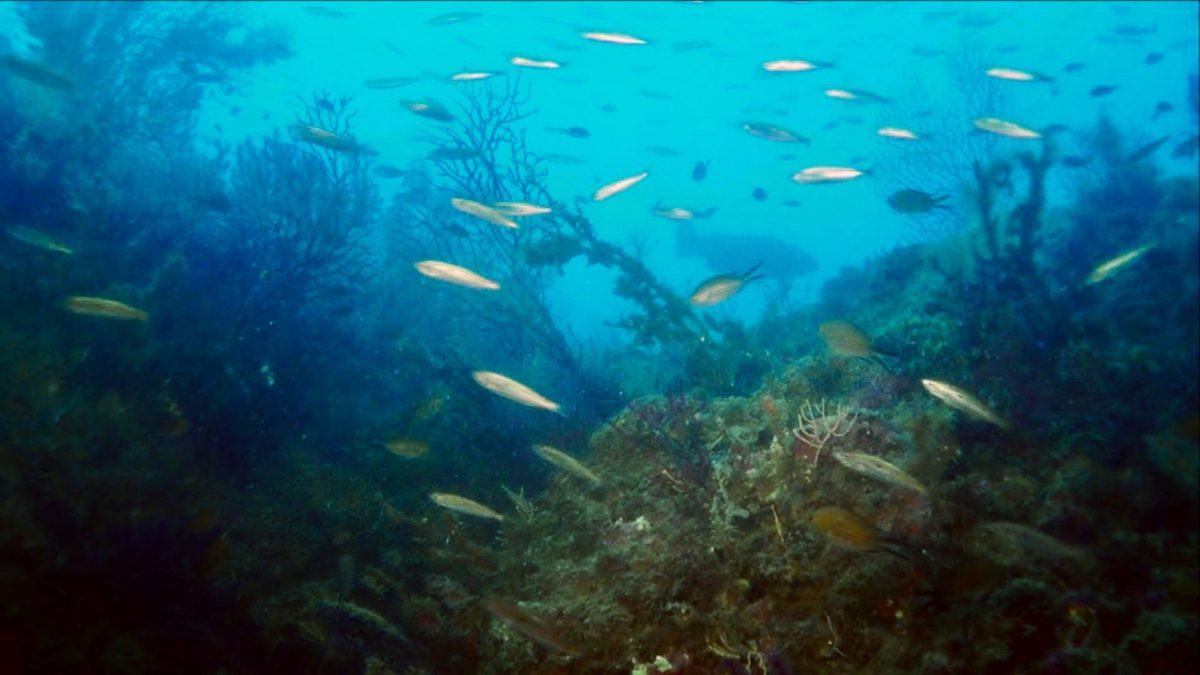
[
  {"xmin": 472, "ymin": 370, "xmax": 563, "ymax": 414},
  {"xmin": 430, "ymin": 492, "xmax": 505, "ymax": 521},
  {"xmin": 581, "ymin": 31, "xmax": 648, "ymax": 45},
  {"xmin": 593, "ymin": 171, "xmax": 649, "ymax": 201},
  {"xmin": 63, "ymin": 296, "xmax": 149, "ymax": 322},
  {"xmin": 414, "ymin": 260, "xmax": 500, "ymax": 290},
  {"xmin": 450, "ymin": 197, "xmax": 517, "ymax": 229},
  {"xmin": 921, "ymin": 378, "xmax": 1010, "ymax": 429}
]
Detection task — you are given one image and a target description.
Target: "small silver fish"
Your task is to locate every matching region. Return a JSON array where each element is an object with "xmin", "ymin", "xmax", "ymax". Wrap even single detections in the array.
[
  {"xmin": 921, "ymin": 379, "xmax": 1010, "ymax": 429},
  {"xmin": 831, "ymin": 450, "xmax": 928, "ymax": 494},
  {"xmin": 690, "ymin": 263, "xmax": 763, "ymax": 307},
  {"xmin": 472, "ymin": 371, "xmax": 562, "ymax": 414}
]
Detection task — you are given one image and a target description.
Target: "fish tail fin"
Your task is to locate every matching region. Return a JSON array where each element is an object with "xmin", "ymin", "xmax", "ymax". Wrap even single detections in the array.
[{"xmin": 743, "ymin": 262, "xmax": 765, "ymax": 279}]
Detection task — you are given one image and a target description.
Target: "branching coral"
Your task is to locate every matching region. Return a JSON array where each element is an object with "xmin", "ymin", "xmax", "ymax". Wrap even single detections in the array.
[{"xmin": 791, "ymin": 398, "xmax": 859, "ymax": 464}]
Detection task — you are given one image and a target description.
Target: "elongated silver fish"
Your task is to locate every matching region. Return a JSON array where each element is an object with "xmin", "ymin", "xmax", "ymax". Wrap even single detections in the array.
[
  {"xmin": 921, "ymin": 378, "xmax": 1010, "ymax": 429},
  {"xmin": 472, "ymin": 371, "xmax": 563, "ymax": 414},
  {"xmin": 430, "ymin": 492, "xmax": 505, "ymax": 521},
  {"xmin": 593, "ymin": 171, "xmax": 649, "ymax": 201},
  {"xmin": 832, "ymin": 450, "xmax": 928, "ymax": 494},
  {"xmin": 414, "ymin": 260, "xmax": 500, "ymax": 290},
  {"xmin": 1085, "ymin": 244, "xmax": 1153, "ymax": 284},
  {"xmin": 451, "ymin": 198, "xmax": 517, "ymax": 229},
  {"xmin": 533, "ymin": 445, "xmax": 601, "ymax": 485}
]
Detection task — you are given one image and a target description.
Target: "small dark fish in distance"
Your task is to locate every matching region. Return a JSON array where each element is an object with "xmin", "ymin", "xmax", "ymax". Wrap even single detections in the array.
[
  {"xmin": 1152, "ymin": 101, "xmax": 1174, "ymax": 119},
  {"xmin": 1125, "ymin": 136, "xmax": 1170, "ymax": 163},
  {"xmin": 781, "ymin": 199, "xmax": 802, "ymax": 208},
  {"xmin": 304, "ymin": 6, "xmax": 346, "ymax": 18},
  {"xmin": 401, "ymin": 99, "xmax": 454, "ymax": 122},
  {"xmin": 1060, "ymin": 155, "xmax": 1092, "ymax": 168},
  {"xmin": 374, "ymin": 165, "xmax": 408, "ymax": 178},
  {"xmin": 647, "ymin": 145, "xmax": 682, "ymax": 157},
  {"xmin": 1170, "ymin": 135, "xmax": 1198, "ymax": 159},
  {"xmin": 1113, "ymin": 23, "xmax": 1156, "ymax": 36},
  {"xmin": 2, "ymin": 55, "xmax": 73, "ymax": 90},
  {"xmin": 547, "ymin": 126, "xmax": 590, "ymax": 138},
  {"xmin": 1144, "ymin": 52, "xmax": 1163, "ymax": 65},
  {"xmin": 887, "ymin": 189, "xmax": 950, "ymax": 214},
  {"xmin": 692, "ymin": 159, "xmax": 710, "ymax": 181},
  {"xmin": 1090, "ymin": 85, "xmax": 1118, "ymax": 97},
  {"xmin": 599, "ymin": 103, "xmax": 617, "ymax": 112},
  {"xmin": 1063, "ymin": 62, "xmax": 1087, "ymax": 72},
  {"xmin": 752, "ymin": 187, "xmax": 768, "ymax": 202},
  {"xmin": 542, "ymin": 153, "xmax": 585, "ymax": 164},
  {"xmin": 362, "ymin": 76, "xmax": 419, "ymax": 89},
  {"xmin": 427, "ymin": 11, "xmax": 482, "ymax": 26}
]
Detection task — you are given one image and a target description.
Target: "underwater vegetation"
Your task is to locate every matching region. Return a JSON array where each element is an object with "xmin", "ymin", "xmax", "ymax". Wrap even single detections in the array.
[{"xmin": 0, "ymin": 2, "xmax": 1196, "ymax": 674}]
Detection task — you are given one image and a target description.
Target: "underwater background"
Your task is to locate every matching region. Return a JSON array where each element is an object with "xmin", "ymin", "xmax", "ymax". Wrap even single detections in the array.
[{"xmin": 0, "ymin": 1, "xmax": 1197, "ymax": 673}]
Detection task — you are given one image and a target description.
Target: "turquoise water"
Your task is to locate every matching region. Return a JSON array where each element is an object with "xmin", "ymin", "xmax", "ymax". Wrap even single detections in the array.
[{"xmin": 0, "ymin": 2, "xmax": 1197, "ymax": 673}]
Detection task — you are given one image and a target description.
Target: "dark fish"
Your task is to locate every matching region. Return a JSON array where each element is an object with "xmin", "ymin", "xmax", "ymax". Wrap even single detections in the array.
[
  {"xmin": 383, "ymin": 41, "xmax": 405, "ymax": 56},
  {"xmin": 752, "ymin": 187, "xmax": 768, "ymax": 202},
  {"xmin": 362, "ymin": 76, "xmax": 419, "ymax": 89},
  {"xmin": 427, "ymin": 146, "xmax": 481, "ymax": 161},
  {"xmin": 2, "ymin": 55, "xmax": 73, "ymax": 90},
  {"xmin": 1144, "ymin": 52, "xmax": 1163, "ymax": 65},
  {"xmin": 692, "ymin": 160, "xmax": 710, "ymax": 181},
  {"xmin": 995, "ymin": 44, "xmax": 1022, "ymax": 55},
  {"xmin": 374, "ymin": 165, "xmax": 407, "ymax": 178},
  {"xmin": 1063, "ymin": 62, "xmax": 1087, "ymax": 72},
  {"xmin": 1170, "ymin": 135, "xmax": 1198, "ymax": 159},
  {"xmin": 671, "ymin": 39, "xmax": 715, "ymax": 52},
  {"xmin": 1152, "ymin": 101, "xmax": 1174, "ymax": 119},
  {"xmin": 1125, "ymin": 136, "xmax": 1170, "ymax": 162},
  {"xmin": 229, "ymin": 107, "xmax": 241, "ymax": 116},
  {"xmin": 427, "ymin": 11, "xmax": 482, "ymax": 26},
  {"xmin": 401, "ymin": 99, "xmax": 454, "ymax": 122},
  {"xmin": 1089, "ymin": 85, "xmax": 1118, "ymax": 97},
  {"xmin": 822, "ymin": 120, "xmax": 841, "ymax": 130},
  {"xmin": 694, "ymin": 206, "xmax": 719, "ymax": 219},
  {"xmin": 599, "ymin": 103, "xmax": 617, "ymax": 112},
  {"xmin": 304, "ymin": 6, "xmax": 346, "ymax": 18},
  {"xmin": 445, "ymin": 224, "xmax": 471, "ymax": 238},
  {"xmin": 288, "ymin": 124, "xmax": 364, "ymax": 154},
  {"xmin": 647, "ymin": 145, "xmax": 681, "ymax": 157},
  {"xmin": 1060, "ymin": 155, "xmax": 1092, "ymax": 168},
  {"xmin": 956, "ymin": 13, "xmax": 998, "ymax": 28},
  {"xmin": 887, "ymin": 189, "xmax": 950, "ymax": 214},
  {"xmin": 781, "ymin": 199, "xmax": 802, "ymax": 208},
  {"xmin": 1043, "ymin": 123, "xmax": 1070, "ymax": 135},
  {"xmin": 548, "ymin": 126, "xmax": 590, "ymax": 138},
  {"xmin": 1113, "ymin": 23, "xmax": 1156, "ymax": 36},
  {"xmin": 777, "ymin": 153, "xmax": 797, "ymax": 160}
]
